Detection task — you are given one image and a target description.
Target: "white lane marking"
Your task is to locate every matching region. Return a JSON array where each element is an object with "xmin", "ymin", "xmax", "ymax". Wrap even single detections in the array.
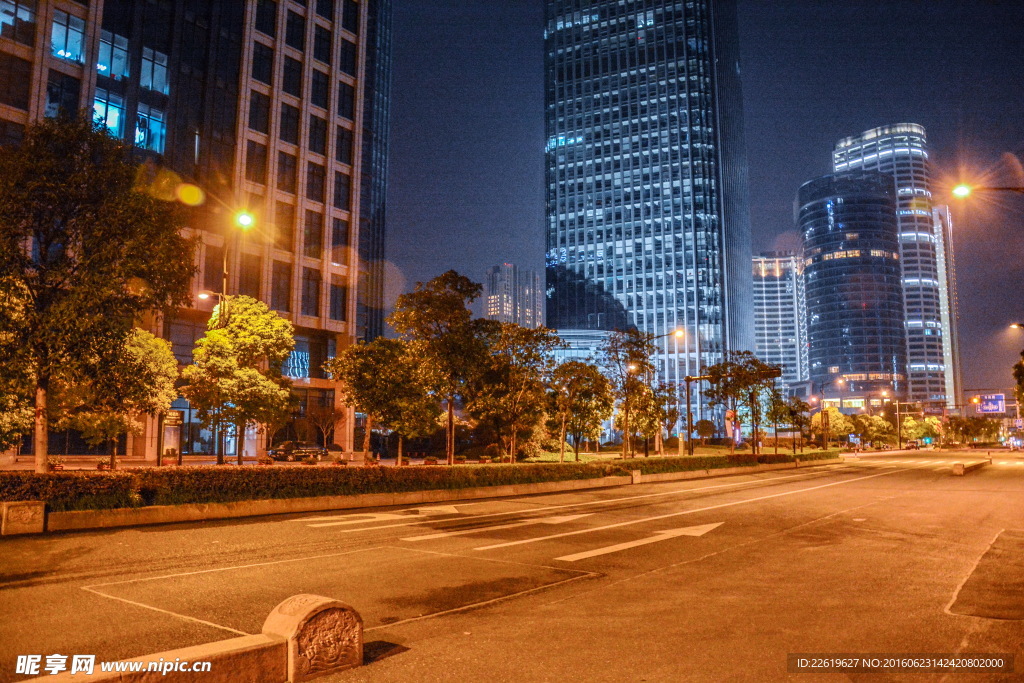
[
  {"xmin": 944, "ymin": 528, "xmax": 1005, "ymax": 616},
  {"xmin": 401, "ymin": 514, "xmax": 594, "ymax": 542},
  {"xmin": 555, "ymin": 523, "xmax": 723, "ymax": 562},
  {"xmin": 314, "ymin": 468, "xmax": 851, "ymax": 535},
  {"xmin": 475, "ymin": 465, "xmax": 923, "ymax": 552},
  {"xmin": 80, "ymin": 587, "xmax": 250, "ymax": 635},
  {"xmin": 296, "ymin": 505, "xmax": 465, "ymax": 525}
]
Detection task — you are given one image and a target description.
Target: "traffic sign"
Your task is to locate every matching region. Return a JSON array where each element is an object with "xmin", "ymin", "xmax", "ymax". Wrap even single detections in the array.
[{"xmin": 979, "ymin": 394, "xmax": 1006, "ymax": 414}]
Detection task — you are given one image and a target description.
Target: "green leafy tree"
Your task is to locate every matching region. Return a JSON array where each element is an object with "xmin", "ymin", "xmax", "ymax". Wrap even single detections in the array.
[
  {"xmin": 702, "ymin": 351, "xmax": 782, "ymax": 455},
  {"xmin": 55, "ymin": 329, "xmax": 178, "ymax": 468},
  {"xmin": 470, "ymin": 323, "xmax": 564, "ymax": 461},
  {"xmin": 180, "ymin": 296, "xmax": 294, "ymax": 464},
  {"xmin": 810, "ymin": 406, "xmax": 854, "ymax": 446},
  {"xmin": 0, "ymin": 117, "xmax": 194, "ymax": 471},
  {"xmin": 550, "ymin": 361, "xmax": 614, "ymax": 462},
  {"xmin": 695, "ymin": 419, "xmax": 716, "ymax": 446},
  {"xmin": 324, "ymin": 337, "xmax": 439, "ymax": 465},
  {"xmin": 783, "ymin": 397, "xmax": 812, "ymax": 453},
  {"xmin": 765, "ymin": 388, "xmax": 789, "ymax": 454},
  {"xmin": 388, "ymin": 271, "xmax": 489, "ymax": 464},
  {"xmin": 0, "ymin": 394, "xmax": 33, "ymax": 453},
  {"xmin": 1014, "ymin": 349, "xmax": 1024, "ymax": 412},
  {"xmin": 852, "ymin": 413, "xmax": 895, "ymax": 446},
  {"xmin": 600, "ymin": 329, "xmax": 656, "ymax": 457}
]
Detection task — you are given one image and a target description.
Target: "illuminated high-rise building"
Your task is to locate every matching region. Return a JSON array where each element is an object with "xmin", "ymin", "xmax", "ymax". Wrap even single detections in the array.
[
  {"xmin": 752, "ymin": 252, "xmax": 807, "ymax": 391},
  {"xmin": 833, "ymin": 124, "xmax": 959, "ymax": 406},
  {"xmin": 484, "ymin": 263, "xmax": 544, "ymax": 328},
  {"xmin": 544, "ymin": 0, "xmax": 752, "ymax": 424},
  {"xmin": 1, "ymin": 0, "xmax": 391, "ymax": 457}
]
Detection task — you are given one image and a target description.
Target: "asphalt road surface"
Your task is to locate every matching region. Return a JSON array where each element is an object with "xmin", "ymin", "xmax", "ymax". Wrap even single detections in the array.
[{"xmin": 1, "ymin": 453, "xmax": 1022, "ymax": 681}]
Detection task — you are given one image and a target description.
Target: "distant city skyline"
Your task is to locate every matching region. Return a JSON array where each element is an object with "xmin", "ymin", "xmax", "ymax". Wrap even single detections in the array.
[{"xmin": 386, "ymin": 1, "xmax": 1024, "ymax": 395}]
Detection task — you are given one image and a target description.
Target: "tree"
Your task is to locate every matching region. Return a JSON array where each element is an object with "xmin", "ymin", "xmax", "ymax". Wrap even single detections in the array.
[
  {"xmin": 180, "ymin": 296, "xmax": 294, "ymax": 464},
  {"xmin": 305, "ymin": 402, "xmax": 343, "ymax": 451},
  {"xmin": 810, "ymin": 406, "xmax": 854, "ymax": 446},
  {"xmin": 0, "ymin": 117, "xmax": 194, "ymax": 472},
  {"xmin": 702, "ymin": 351, "xmax": 782, "ymax": 455},
  {"xmin": 695, "ymin": 419, "xmax": 716, "ymax": 447},
  {"xmin": 470, "ymin": 323, "xmax": 563, "ymax": 461},
  {"xmin": 852, "ymin": 413, "xmax": 894, "ymax": 446},
  {"xmin": 1014, "ymin": 349, "xmax": 1024, "ymax": 412},
  {"xmin": 765, "ymin": 388, "xmax": 789, "ymax": 455},
  {"xmin": 55, "ymin": 329, "xmax": 178, "ymax": 468},
  {"xmin": 550, "ymin": 361, "xmax": 614, "ymax": 462},
  {"xmin": 0, "ymin": 394, "xmax": 33, "ymax": 454},
  {"xmin": 324, "ymin": 337, "xmax": 439, "ymax": 465},
  {"xmin": 784, "ymin": 397, "xmax": 812, "ymax": 453},
  {"xmin": 388, "ymin": 271, "xmax": 489, "ymax": 464},
  {"xmin": 600, "ymin": 329, "xmax": 656, "ymax": 457}
]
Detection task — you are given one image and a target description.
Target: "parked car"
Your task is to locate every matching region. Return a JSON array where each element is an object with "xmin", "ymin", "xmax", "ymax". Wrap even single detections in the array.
[
  {"xmin": 905, "ymin": 440, "xmax": 920, "ymax": 450},
  {"xmin": 268, "ymin": 441, "xmax": 327, "ymax": 461}
]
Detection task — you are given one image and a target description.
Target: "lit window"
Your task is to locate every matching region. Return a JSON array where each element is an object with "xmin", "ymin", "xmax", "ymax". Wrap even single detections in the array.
[
  {"xmin": 51, "ymin": 10, "xmax": 85, "ymax": 63},
  {"xmin": 97, "ymin": 30, "xmax": 129, "ymax": 79},
  {"xmin": 135, "ymin": 103, "xmax": 166, "ymax": 153},
  {"xmin": 140, "ymin": 47, "xmax": 169, "ymax": 94},
  {"xmin": 0, "ymin": 0, "xmax": 36, "ymax": 46},
  {"xmin": 93, "ymin": 87, "xmax": 125, "ymax": 137}
]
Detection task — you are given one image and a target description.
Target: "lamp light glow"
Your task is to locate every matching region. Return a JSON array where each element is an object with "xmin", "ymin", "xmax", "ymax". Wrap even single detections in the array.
[{"xmin": 952, "ymin": 184, "xmax": 972, "ymax": 198}]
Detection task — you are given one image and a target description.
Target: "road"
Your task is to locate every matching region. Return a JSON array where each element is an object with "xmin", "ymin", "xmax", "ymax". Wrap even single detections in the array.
[{"xmin": 1, "ymin": 453, "xmax": 1022, "ymax": 681}]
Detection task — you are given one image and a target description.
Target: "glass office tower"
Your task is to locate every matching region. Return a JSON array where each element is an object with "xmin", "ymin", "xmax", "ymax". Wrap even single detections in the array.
[
  {"xmin": 799, "ymin": 172, "xmax": 907, "ymax": 400},
  {"xmin": 833, "ymin": 124, "xmax": 957, "ymax": 406},
  {"xmin": 544, "ymin": 0, "xmax": 752, "ymax": 423},
  {"xmin": 752, "ymin": 252, "xmax": 808, "ymax": 391},
  {"xmin": 0, "ymin": 0, "xmax": 390, "ymax": 457}
]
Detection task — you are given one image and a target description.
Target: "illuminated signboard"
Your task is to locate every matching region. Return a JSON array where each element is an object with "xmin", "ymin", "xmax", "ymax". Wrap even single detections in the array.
[{"xmin": 979, "ymin": 394, "xmax": 1006, "ymax": 414}]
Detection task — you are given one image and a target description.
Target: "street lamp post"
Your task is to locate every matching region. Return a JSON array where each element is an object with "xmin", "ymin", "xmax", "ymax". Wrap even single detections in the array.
[{"xmin": 953, "ymin": 184, "xmax": 1024, "ymax": 197}]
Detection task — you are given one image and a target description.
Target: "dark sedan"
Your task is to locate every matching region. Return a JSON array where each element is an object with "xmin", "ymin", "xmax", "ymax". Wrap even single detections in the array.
[{"xmin": 267, "ymin": 441, "xmax": 327, "ymax": 461}]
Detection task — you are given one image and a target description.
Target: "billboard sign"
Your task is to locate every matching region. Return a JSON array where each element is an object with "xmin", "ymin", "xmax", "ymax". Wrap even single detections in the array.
[{"xmin": 979, "ymin": 394, "xmax": 1006, "ymax": 414}]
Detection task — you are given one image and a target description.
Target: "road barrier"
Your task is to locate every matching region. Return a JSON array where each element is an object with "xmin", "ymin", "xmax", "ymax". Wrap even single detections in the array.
[
  {"xmin": 952, "ymin": 459, "xmax": 991, "ymax": 476},
  {"xmin": 32, "ymin": 595, "xmax": 362, "ymax": 682}
]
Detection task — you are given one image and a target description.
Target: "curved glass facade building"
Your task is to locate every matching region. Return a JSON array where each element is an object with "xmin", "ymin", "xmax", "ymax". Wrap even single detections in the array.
[
  {"xmin": 543, "ymin": 0, "xmax": 752, "ymax": 421},
  {"xmin": 799, "ymin": 172, "xmax": 907, "ymax": 397},
  {"xmin": 833, "ymin": 124, "xmax": 958, "ymax": 405}
]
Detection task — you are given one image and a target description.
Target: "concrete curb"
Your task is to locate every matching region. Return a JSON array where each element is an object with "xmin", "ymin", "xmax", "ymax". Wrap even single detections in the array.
[
  {"xmin": 952, "ymin": 459, "xmax": 991, "ymax": 476},
  {"xmin": 18, "ymin": 459, "xmax": 844, "ymax": 535}
]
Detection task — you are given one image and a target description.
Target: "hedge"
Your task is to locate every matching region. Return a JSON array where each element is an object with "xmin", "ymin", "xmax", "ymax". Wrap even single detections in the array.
[
  {"xmin": 0, "ymin": 472, "xmax": 140, "ymax": 511},
  {"xmin": 0, "ymin": 463, "xmax": 630, "ymax": 511},
  {"xmin": 0, "ymin": 451, "xmax": 843, "ymax": 512}
]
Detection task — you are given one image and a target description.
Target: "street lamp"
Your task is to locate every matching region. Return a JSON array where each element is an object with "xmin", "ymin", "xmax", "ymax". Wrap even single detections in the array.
[
  {"xmin": 952, "ymin": 184, "xmax": 1024, "ymax": 197},
  {"xmin": 1010, "ymin": 323, "xmax": 1024, "ymax": 330}
]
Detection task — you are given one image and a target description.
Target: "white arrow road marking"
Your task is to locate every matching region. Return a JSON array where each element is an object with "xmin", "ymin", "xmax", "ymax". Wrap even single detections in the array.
[
  {"xmin": 297, "ymin": 505, "xmax": 463, "ymax": 526},
  {"xmin": 474, "ymin": 465, "xmax": 922, "ymax": 552},
  {"xmin": 401, "ymin": 514, "xmax": 594, "ymax": 542},
  {"xmin": 555, "ymin": 522, "xmax": 723, "ymax": 562},
  {"xmin": 307, "ymin": 513, "xmax": 416, "ymax": 527}
]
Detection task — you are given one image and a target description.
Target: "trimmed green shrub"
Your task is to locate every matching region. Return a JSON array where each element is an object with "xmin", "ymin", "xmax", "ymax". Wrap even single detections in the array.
[
  {"xmin": 624, "ymin": 454, "xmax": 758, "ymax": 475},
  {"xmin": 756, "ymin": 454, "xmax": 793, "ymax": 464},
  {"xmin": 0, "ymin": 472, "xmax": 139, "ymax": 511}
]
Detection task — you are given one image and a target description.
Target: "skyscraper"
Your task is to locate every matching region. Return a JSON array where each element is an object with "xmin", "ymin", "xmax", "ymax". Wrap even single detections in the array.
[
  {"xmin": 544, "ymin": 0, "xmax": 752, "ymax": 422},
  {"xmin": 799, "ymin": 172, "xmax": 907, "ymax": 404},
  {"xmin": 484, "ymin": 263, "xmax": 544, "ymax": 328},
  {"xmin": 833, "ymin": 124, "xmax": 958, "ymax": 406},
  {"xmin": 1, "ymin": 0, "xmax": 390, "ymax": 457},
  {"xmin": 752, "ymin": 252, "xmax": 808, "ymax": 391}
]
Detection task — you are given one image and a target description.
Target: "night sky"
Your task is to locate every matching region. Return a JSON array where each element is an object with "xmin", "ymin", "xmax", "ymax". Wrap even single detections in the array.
[{"xmin": 386, "ymin": 0, "xmax": 1024, "ymax": 398}]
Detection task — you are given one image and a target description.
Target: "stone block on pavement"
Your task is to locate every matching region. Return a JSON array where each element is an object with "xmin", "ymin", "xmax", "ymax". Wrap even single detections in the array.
[
  {"xmin": 1, "ymin": 500, "xmax": 45, "ymax": 535},
  {"xmin": 263, "ymin": 594, "xmax": 363, "ymax": 681}
]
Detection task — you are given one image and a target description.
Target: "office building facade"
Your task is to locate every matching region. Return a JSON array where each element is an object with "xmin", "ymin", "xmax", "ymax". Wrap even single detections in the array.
[
  {"xmin": 832, "ymin": 124, "xmax": 958, "ymax": 407},
  {"xmin": 799, "ymin": 171, "xmax": 907, "ymax": 407},
  {"xmin": 544, "ymin": 0, "xmax": 752, "ymax": 425},
  {"xmin": 1, "ymin": 0, "xmax": 390, "ymax": 457},
  {"xmin": 484, "ymin": 263, "xmax": 544, "ymax": 328},
  {"xmin": 752, "ymin": 252, "xmax": 807, "ymax": 391}
]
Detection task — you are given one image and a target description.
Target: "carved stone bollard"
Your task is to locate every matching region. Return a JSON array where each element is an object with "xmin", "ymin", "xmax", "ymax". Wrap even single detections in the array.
[
  {"xmin": 1, "ymin": 501, "xmax": 45, "ymax": 535},
  {"xmin": 262, "ymin": 594, "xmax": 363, "ymax": 681}
]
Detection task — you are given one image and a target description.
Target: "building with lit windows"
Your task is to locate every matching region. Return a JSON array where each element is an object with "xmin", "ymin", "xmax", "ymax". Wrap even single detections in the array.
[
  {"xmin": 484, "ymin": 263, "xmax": 544, "ymax": 327},
  {"xmin": 544, "ymin": 0, "xmax": 752, "ymax": 426},
  {"xmin": 799, "ymin": 171, "xmax": 907, "ymax": 411},
  {"xmin": 832, "ymin": 124, "xmax": 959, "ymax": 407},
  {"xmin": 752, "ymin": 252, "xmax": 807, "ymax": 391},
  {"xmin": 1, "ymin": 0, "xmax": 390, "ymax": 458}
]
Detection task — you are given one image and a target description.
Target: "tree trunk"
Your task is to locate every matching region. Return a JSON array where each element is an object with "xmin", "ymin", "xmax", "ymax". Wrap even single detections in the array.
[
  {"xmin": 622, "ymin": 406, "xmax": 630, "ymax": 458},
  {"xmin": 560, "ymin": 415, "xmax": 567, "ymax": 463},
  {"xmin": 108, "ymin": 437, "xmax": 117, "ymax": 470},
  {"xmin": 33, "ymin": 380, "xmax": 49, "ymax": 473},
  {"xmin": 774, "ymin": 422, "xmax": 778, "ymax": 455},
  {"xmin": 397, "ymin": 434, "xmax": 403, "ymax": 467},
  {"xmin": 510, "ymin": 427, "xmax": 517, "ymax": 464},
  {"xmin": 363, "ymin": 415, "xmax": 373, "ymax": 454},
  {"xmin": 446, "ymin": 398, "xmax": 454, "ymax": 465},
  {"xmin": 236, "ymin": 421, "xmax": 245, "ymax": 466},
  {"xmin": 216, "ymin": 416, "xmax": 225, "ymax": 465}
]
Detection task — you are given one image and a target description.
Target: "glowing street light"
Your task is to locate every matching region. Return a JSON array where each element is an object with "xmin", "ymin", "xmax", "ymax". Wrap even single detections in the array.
[
  {"xmin": 952, "ymin": 183, "xmax": 1024, "ymax": 198},
  {"xmin": 234, "ymin": 210, "xmax": 255, "ymax": 229},
  {"xmin": 1011, "ymin": 323, "xmax": 1024, "ymax": 330}
]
